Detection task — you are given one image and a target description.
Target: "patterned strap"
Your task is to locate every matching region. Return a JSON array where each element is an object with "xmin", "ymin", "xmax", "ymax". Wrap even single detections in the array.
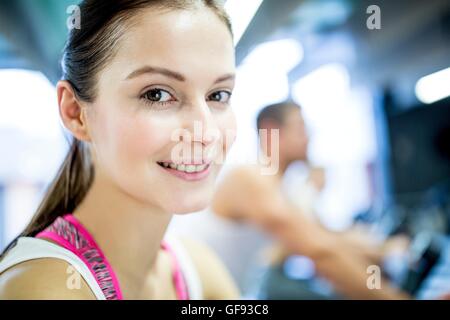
[
  {"xmin": 36, "ymin": 214, "xmax": 122, "ymax": 300},
  {"xmin": 35, "ymin": 213, "xmax": 189, "ymax": 300}
]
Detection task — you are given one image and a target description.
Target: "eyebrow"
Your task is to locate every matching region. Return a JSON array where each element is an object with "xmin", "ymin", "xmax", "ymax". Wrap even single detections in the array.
[{"xmin": 124, "ymin": 65, "xmax": 235, "ymax": 84}]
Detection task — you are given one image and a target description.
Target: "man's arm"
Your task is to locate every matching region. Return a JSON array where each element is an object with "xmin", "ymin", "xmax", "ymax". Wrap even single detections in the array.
[{"xmin": 213, "ymin": 167, "xmax": 410, "ymax": 299}]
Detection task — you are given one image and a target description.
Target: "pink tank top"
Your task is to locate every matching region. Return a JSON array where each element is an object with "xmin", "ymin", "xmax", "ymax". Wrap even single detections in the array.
[{"xmin": 35, "ymin": 213, "xmax": 189, "ymax": 300}]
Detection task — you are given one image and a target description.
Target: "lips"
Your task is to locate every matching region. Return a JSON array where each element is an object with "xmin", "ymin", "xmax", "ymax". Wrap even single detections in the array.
[
  {"xmin": 157, "ymin": 161, "xmax": 208, "ymax": 173},
  {"xmin": 157, "ymin": 161, "xmax": 212, "ymax": 181}
]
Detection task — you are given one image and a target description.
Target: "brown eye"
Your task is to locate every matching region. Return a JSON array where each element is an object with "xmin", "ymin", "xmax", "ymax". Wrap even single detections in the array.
[
  {"xmin": 208, "ymin": 91, "xmax": 231, "ymax": 103},
  {"xmin": 142, "ymin": 88, "xmax": 173, "ymax": 102}
]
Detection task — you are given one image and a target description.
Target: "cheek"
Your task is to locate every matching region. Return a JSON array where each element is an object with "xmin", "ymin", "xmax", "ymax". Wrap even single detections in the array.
[
  {"xmin": 116, "ymin": 117, "xmax": 169, "ymax": 162},
  {"xmin": 217, "ymin": 110, "xmax": 237, "ymax": 156},
  {"xmin": 90, "ymin": 107, "xmax": 177, "ymax": 174}
]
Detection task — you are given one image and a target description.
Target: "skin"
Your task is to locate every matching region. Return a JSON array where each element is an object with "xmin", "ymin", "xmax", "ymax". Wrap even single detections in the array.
[
  {"xmin": 0, "ymin": 6, "xmax": 239, "ymax": 300},
  {"xmin": 213, "ymin": 108, "xmax": 411, "ymax": 299},
  {"xmin": 259, "ymin": 108, "xmax": 309, "ymax": 174}
]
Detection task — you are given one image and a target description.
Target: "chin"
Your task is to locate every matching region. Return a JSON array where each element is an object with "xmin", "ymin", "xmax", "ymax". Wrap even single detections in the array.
[
  {"xmin": 167, "ymin": 194, "xmax": 211, "ymax": 215},
  {"xmin": 170, "ymin": 203, "xmax": 209, "ymax": 215}
]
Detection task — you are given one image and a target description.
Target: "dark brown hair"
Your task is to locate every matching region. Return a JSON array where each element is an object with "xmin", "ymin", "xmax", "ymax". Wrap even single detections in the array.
[
  {"xmin": 2, "ymin": 0, "xmax": 232, "ymax": 255},
  {"xmin": 256, "ymin": 101, "xmax": 301, "ymax": 130}
]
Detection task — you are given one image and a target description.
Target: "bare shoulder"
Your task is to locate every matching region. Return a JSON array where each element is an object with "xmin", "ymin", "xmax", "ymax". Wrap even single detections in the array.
[
  {"xmin": 213, "ymin": 165, "xmax": 281, "ymax": 221},
  {"xmin": 214, "ymin": 165, "xmax": 274, "ymax": 204},
  {"xmin": 178, "ymin": 237, "xmax": 240, "ymax": 300},
  {"xmin": 0, "ymin": 258, "xmax": 96, "ymax": 300},
  {"xmin": 227, "ymin": 165, "xmax": 277, "ymax": 193},
  {"xmin": 226, "ymin": 165, "xmax": 265, "ymax": 184}
]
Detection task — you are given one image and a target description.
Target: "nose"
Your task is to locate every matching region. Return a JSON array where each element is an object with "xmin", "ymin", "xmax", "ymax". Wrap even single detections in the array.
[
  {"xmin": 185, "ymin": 99, "xmax": 220, "ymax": 143},
  {"xmin": 179, "ymin": 99, "xmax": 221, "ymax": 162}
]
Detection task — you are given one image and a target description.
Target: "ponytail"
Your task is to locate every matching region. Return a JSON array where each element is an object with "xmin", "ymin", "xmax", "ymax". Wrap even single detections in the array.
[{"xmin": 1, "ymin": 139, "xmax": 93, "ymax": 255}]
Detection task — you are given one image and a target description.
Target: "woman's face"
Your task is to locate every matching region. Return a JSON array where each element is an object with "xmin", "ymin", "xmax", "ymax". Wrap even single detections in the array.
[{"xmin": 85, "ymin": 7, "xmax": 236, "ymax": 214}]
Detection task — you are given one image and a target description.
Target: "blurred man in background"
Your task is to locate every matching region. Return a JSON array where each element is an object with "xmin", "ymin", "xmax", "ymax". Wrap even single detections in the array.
[{"xmin": 212, "ymin": 101, "xmax": 410, "ymax": 299}]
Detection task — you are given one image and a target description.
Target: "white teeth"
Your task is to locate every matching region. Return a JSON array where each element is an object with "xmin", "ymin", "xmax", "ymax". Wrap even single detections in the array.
[{"xmin": 159, "ymin": 162, "xmax": 208, "ymax": 173}]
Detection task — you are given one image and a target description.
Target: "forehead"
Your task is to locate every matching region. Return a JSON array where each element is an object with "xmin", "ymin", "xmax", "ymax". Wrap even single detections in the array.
[
  {"xmin": 107, "ymin": 7, "xmax": 235, "ymax": 81},
  {"xmin": 284, "ymin": 107, "xmax": 304, "ymax": 125}
]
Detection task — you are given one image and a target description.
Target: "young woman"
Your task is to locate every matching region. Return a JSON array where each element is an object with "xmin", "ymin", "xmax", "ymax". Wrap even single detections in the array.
[{"xmin": 0, "ymin": 0, "xmax": 239, "ymax": 300}]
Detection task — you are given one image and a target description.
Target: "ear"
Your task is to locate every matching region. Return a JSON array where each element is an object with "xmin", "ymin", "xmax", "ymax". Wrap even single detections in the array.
[{"xmin": 56, "ymin": 80, "xmax": 91, "ymax": 142}]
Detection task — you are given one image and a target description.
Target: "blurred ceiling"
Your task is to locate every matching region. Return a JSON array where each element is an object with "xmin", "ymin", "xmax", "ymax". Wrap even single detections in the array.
[
  {"xmin": 0, "ymin": 0, "xmax": 76, "ymax": 82},
  {"xmin": 236, "ymin": 0, "xmax": 450, "ymax": 105},
  {"xmin": 0, "ymin": 0, "xmax": 449, "ymax": 104}
]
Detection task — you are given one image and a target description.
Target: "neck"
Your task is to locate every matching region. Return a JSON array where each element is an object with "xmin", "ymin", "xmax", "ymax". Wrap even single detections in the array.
[
  {"xmin": 277, "ymin": 155, "xmax": 291, "ymax": 177},
  {"xmin": 73, "ymin": 171, "xmax": 172, "ymax": 299},
  {"xmin": 260, "ymin": 146, "xmax": 291, "ymax": 179}
]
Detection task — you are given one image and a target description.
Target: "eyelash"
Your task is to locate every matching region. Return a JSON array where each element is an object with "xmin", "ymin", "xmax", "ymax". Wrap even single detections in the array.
[
  {"xmin": 139, "ymin": 88, "xmax": 233, "ymax": 108},
  {"xmin": 140, "ymin": 88, "xmax": 174, "ymax": 108}
]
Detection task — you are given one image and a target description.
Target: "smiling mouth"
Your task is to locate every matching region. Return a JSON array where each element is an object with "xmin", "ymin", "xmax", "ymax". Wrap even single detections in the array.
[
  {"xmin": 156, "ymin": 161, "xmax": 212, "ymax": 181},
  {"xmin": 157, "ymin": 161, "xmax": 209, "ymax": 173}
]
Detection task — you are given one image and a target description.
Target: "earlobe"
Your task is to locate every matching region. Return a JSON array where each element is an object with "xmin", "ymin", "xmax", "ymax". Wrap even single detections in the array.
[{"xmin": 56, "ymin": 80, "xmax": 91, "ymax": 142}]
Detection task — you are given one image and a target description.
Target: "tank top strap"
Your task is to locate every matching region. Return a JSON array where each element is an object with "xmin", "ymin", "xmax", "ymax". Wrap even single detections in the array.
[
  {"xmin": 160, "ymin": 239, "xmax": 190, "ymax": 300},
  {"xmin": 0, "ymin": 236, "xmax": 106, "ymax": 299},
  {"xmin": 162, "ymin": 235, "xmax": 203, "ymax": 300},
  {"xmin": 36, "ymin": 213, "xmax": 123, "ymax": 300},
  {"xmin": 35, "ymin": 213, "xmax": 196, "ymax": 300}
]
